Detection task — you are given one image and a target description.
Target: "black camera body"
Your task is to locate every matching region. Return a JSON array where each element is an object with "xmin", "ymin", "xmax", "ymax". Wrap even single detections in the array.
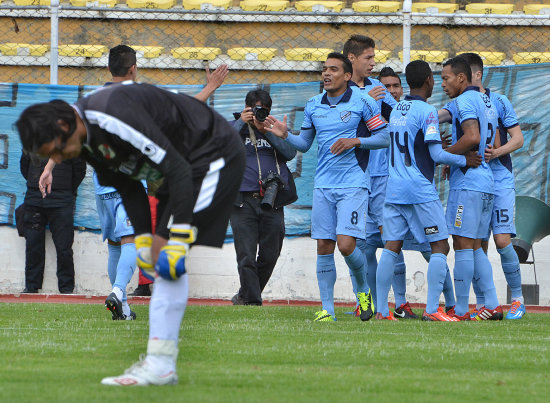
[
  {"xmin": 252, "ymin": 106, "xmax": 269, "ymax": 122},
  {"xmin": 261, "ymin": 171, "xmax": 284, "ymax": 210}
]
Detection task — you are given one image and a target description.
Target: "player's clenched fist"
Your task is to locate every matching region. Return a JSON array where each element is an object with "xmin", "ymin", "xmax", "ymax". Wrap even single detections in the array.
[{"xmin": 155, "ymin": 225, "xmax": 197, "ymax": 280}]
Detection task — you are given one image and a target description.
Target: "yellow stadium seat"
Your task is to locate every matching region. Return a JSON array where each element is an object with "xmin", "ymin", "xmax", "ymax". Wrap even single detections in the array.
[
  {"xmin": 58, "ymin": 45, "xmax": 108, "ymax": 58},
  {"xmin": 512, "ymin": 52, "xmax": 550, "ymax": 64},
  {"xmin": 461, "ymin": 51, "xmax": 506, "ymax": 66},
  {"xmin": 131, "ymin": 46, "xmax": 164, "ymax": 58},
  {"xmin": 171, "ymin": 47, "xmax": 222, "ymax": 60},
  {"xmin": 69, "ymin": 0, "xmax": 116, "ymax": 6},
  {"xmin": 375, "ymin": 50, "xmax": 391, "ymax": 64},
  {"xmin": 127, "ymin": 0, "xmax": 176, "ymax": 9},
  {"xmin": 284, "ymin": 48, "xmax": 333, "ymax": 61},
  {"xmin": 227, "ymin": 48, "xmax": 277, "ymax": 61},
  {"xmin": 0, "ymin": 43, "xmax": 49, "ymax": 56},
  {"xmin": 240, "ymin": 0, "xmax": 289, "ymax": 11},
  {"xmin": 465, "ymin": 3, "xmax": 514, "ymax": 15},
  {"xmin": 295, "ymin": 1, "xmax": 344, "ymax": 12},
  {"xmin": 399, "ymin": 50, "xmax": 448, "ymax": 63},
  {"xmin": 14, "ymin": 0, "xmax": 50, "ymax": 4},
  {"xmin": 411, "ymin": 2, "xmax": 458, "ymax": 14},
  {"xmin": 524, "ymin": 4, "xmax": 550, "ymax": 15},
  {"xmin": 352, "ymin": 1, "xmax": 401, "ymax": 13},
  {"xmin": 181, "ymin": 0, "xmax": 231, "ymax": 10}
]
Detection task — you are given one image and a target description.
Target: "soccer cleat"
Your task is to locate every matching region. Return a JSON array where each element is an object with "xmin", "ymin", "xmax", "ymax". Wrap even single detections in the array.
[
  {"xmin": 394, "ymin": 302, "xmax": 418, "ymax": 319},
  {"xmin": 123, "ymin": 311, "xmax": 137, "ymax": 320},
  {"xmin": 422, "ymin": 310, "xmax": 460, "ymax": 322},
  {"xmin": 469, "ymin": 307, "xmax": 480, "ymax": 320},
  {"xmin": 375, "ymin": 311, "xmax": 398, "ymax": 321},
  {"xmin": 506, "ymin": 301, "xmax": 526, "ymax": 320},
  {"xmin": 446, "ymin": 309, "xmax": 470, "ymax": 321},
  {"xmin": 101, "ymin": 358, "xmax": 178, "ymax": 386},
  {"xmin": 130, "ymin": 284, "xmax": 151, "ymax": 297},
  {"xmin": 231, "ymin": 294, "xmax": 245, "ymax": 306},
  {"xmin": 105, "ymin": 292, "xmax": 124, "ymax": 320},
  {"xmin": 357, "ymin": 291, "xmax": 375, "ymax": 321},
  {"xmin": 313, "ymin": 309, "xmax": 336, "ymax": 322},
  {"xmin": 445, "ymin": 305, "xmax": 455, "ymax": 315},
  {"xmin": 475, "ymin": 305, "xmax": 504, "ymax": 321}
]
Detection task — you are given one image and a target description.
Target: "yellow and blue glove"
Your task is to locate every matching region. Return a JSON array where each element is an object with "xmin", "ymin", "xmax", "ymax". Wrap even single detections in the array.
[
  {"xmin": 135, "ymin": 233, "xmax": 155, "ymax": 281},
  {"xmin": 155, "ymin": 225, "xmax": 197, "ymax": 281}
]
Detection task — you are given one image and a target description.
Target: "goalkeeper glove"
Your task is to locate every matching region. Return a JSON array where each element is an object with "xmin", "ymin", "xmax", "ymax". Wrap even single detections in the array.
[
  {"xmin": 135, "ymin": 233, "xmax": 154, "ymax": 277},
  {"xmin": 155, "ymin": 225, "xmax": 197, "ymax": 281}
]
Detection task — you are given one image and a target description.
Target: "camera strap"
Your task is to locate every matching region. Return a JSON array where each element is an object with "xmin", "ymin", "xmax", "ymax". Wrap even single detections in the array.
[{"xmin": 248, "ymin": 125, "xmax": 280, "ymax": 197}]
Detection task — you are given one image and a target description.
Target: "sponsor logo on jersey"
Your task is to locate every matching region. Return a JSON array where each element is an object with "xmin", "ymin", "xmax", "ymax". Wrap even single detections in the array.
[
  {"xmin": 426, "ymin": 112, "xmax": 438, "ymax": 125},
  {"xmin": 392, "ymin": 116, "xmax": 407, "ymax": 127},
  {"xmin": 397, "ymin": 102, "xmax": 411, "ymax": 116},
  {"xmin": 482, "ymin": 93, "xmax": 492, "ymax": 108},
  {"xmin": 341, "ymin": 110, "xmax": 351, "ymax": 122},
  {"xmin": 426, "ymin": 125, "xmax": 438, "ymax": 135},
  {"xmin": 454, "ymin": 205, "xmax": 464, "ymax": 228},
  {"xmin": 98, "ymin": 143, "xmax": 116, "ymax": 160},
  {"xmin": 424, "ymin": 225, "xmax": 439, "ymax": 235}
]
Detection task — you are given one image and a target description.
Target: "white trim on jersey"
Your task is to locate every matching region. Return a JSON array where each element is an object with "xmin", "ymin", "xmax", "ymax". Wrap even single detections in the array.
[
  {"xmin": 84, "ymin": 110, "xmax": 167, "ymax": 165},
  {"xmin": 193, "ymin": 157, "xmax": 225, "ymax": 213}
]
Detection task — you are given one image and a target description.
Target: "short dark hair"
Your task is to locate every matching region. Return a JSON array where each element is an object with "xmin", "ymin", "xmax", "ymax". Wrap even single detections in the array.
[
  {"xmin": 245, "ymin": 89, "xmax": 272, "ymax": 109},
  {"xmin": 456, "ymin": 52, "xmax": 484, "ymax": 77},
  {"xmin": 405, "ymin": 60, "xmax": 432, "ymax": 89},
  {"xmin": 342, "ymin": 35, "xmax": 376, "ymax": 58},
  {"xmin": 378, "ymin": 66, "xmax": 401, "ymax": 84},
  {"xmin": 16, "ymin": 100, "xmax": 76, "ymax": 154},
  {"xmin": 108, "ymin": 45, "xmax": 137, "ymax": 77},
  {"xmin": 442, "ymin": 57, "xmax": 472, "ymax": 82},
  {"xmin": 326, "ymin": 52, "xmax": 353, "ymax": 75}
]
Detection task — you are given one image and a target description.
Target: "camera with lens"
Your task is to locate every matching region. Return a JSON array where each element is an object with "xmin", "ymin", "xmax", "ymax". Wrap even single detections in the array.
[
  {"xmin": 260, "ymin": 171, "xmax": 284, "ymax": 210},
  {"xmin": 252, "ymin": 106, "xmax": 270, "ymax": 123}
]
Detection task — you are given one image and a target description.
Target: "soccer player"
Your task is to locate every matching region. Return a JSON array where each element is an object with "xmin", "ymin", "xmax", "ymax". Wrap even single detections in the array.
[
  {"xmin": 16, "ymin": 82, "xmax": 245, "ymax": 386},
  {"xmin": 378, "ymin": 66, "xmax": 403, "ymax": 102},
  {"xmin": 455, "ymin": 52, "xmax": 526, "ymax": 320},
  {"xmin": 265, "ymin": 53, "xmax": 389, "ymax": 322},
  {"xmin": 375, "ymin": 60, "xmax": 481, "ymax": 321},
  {"xmin": 439, "ymin": 57, "xmax": 503, "ymax": 321}
]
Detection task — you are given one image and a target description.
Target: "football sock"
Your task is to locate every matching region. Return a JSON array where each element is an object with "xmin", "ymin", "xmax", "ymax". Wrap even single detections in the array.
[
  {"xmin": 149, "ymin": 273, "xmax": 189, "ymax": 341},
  {"xmin": 376, "ymin": 249, "xmax": 399, "ymax": 317},
  {"xmin": 454, "ymin": 249, "xmax": 474, "ymax": 317},
  {"xmin": 146, "ymin": 339, "xmax": 178, "ymax": 374},
  {"xmin": 392, "ymin": 252, "xmax": 407, "ymax": 308},
  {"xmin": 122, "ymin": 301, "xmax": 131, "ymax": 317},
  {"xmin": 364, "ymin": 242, "xmax": 379, "ymax": 309},
  {"xmin": 113, "ymin": 242, "xmax": 137, "ymax": 303},
  {"xmin": 344, "ymin": 246, "xmax": 368, "ymax": 294},
  {"xmin": 423, "ymin": 251, "xmax": 455, "ymax": 308},
  {"xmin": 471, "ymin": 274, "xmax": 485, "ymax": 307},
  {"xmin": 316, "ymin": 254, "xmax": 337, "ymax": 317},
  {"xmin": 426, "ymin": 253, "xmax": 447, "ymax": 314},
  {"xmin": 107, "ymin": 243, "xmax": 121, "ymax": 286},
  {"xmin": 498, "ymin": 243, "xmax": 523, "ymax": 301},
  {"xmin": 474, "ymin": 248, "xmax": 499, "ymax": 310}
]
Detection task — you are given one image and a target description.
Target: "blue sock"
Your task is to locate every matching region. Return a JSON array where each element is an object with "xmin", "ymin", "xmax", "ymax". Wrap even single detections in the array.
[
  {"xmin": 392, "ymin": 252, "xmax": 407, "ymax": 308},
  {"xmin": 113, "ymin": 243, "xmax": 137, "ymax": 304},
  {"xmin": 471, "ymin": 274, "xmax": 485, "ymax": 307},
  {"xmin": 344, "ymin": 247, "xmax": 368, "ymax": 294},
  {"xmin": 498, "ymin": 243, "xmax": 523, "ymax": 301},
  {"xmin": 453, "ymin": 249, "xmax": 474, "ymax": 316},
  {"xmin": 426, "ymin": 253, "xmax": 447, "ymax": 313},
  {"xmin": 442, "ymin": 265, "xmax": 456, "ymax": 308},
  {"xmin": 316, "ymin": 254, "xmax": 337, "ymax": 317},
  {"xmin": 107, "ymin": 244, "xmax": 121, "ymax": 286},
  {"xmin": 474, "ymin": 248, "xmax": 499, "ymax": 310},
  {"xmin": 364, "ymin": 243, "xmax": 379, "ymax": 309},
  {"xmin": 376, "ymin": 249, "xmax": 399, "ymax": 317}
]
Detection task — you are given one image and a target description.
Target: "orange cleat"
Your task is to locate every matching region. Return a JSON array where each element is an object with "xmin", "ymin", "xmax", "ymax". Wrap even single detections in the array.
[
  {"xmin": 375, "ymin": 311, "xmax": 398, "ymax": 321},
  {"xmin": 422, "ymin": 310, "xmax": 460, "ymax": 322}
]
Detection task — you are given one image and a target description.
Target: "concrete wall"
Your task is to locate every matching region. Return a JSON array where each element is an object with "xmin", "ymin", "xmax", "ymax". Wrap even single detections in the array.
[{"xmin": 0, "ymin": 226, "xmax": 548, "ymax": 306}]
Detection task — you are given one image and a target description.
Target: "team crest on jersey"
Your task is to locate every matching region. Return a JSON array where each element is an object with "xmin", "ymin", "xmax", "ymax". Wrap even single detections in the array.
[
  {"xmin": 454, "ymin": 205, "xmax": 464, "ymax": 228},
  {"xmin": 340, "ymin": 110, "xmax": 351, "ymax": 122},
  {"xmin": 98, "ymin": 144, "xmax": 116, "ymax": 160}
]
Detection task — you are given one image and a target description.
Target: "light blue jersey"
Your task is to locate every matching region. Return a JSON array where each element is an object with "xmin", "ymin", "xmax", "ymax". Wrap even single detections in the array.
[
  {"xmin": 93, "ymin": 171, "xmax": 147, "ymax": 195},
  {"xmin": 386, "ymin": 95, "xmax": 442, "ymax": 204},
  {"xmin": 486, "ymin": 89, "xmax": 519, "ymax": 191},
  {"xmin": 443, "ymin": 86, "xmax": 497, "ymax": 194},
  {"xmin": 300, "ymin": 86, "xmax": 387, "ymax": 189},
  {"xmin": 350, "ymin": 77, "xmax": 397, "ymax": 177}
]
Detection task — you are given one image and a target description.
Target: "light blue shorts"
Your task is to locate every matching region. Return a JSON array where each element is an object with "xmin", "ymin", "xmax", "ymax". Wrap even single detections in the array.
[
  {"xmin": 446, "ymin": 189, "xmax": 494, "ymax": 239},
  {"xmin": 367, "ymin": 175, "xmax": 388, "ymax": 228},
  {"xmin": 490, "ymin": 188, "xmax": 516, "ymax": 236},
  {"xmin": 311, "ymin": 187, "xmax": 368, "ymax": 241},
  {"xmin": 383, "ymin": 200, "xmax": 449, "ymax": 244},
  {"xmin": 95, "ymin": 192, "xmax": 134, "ymax": 242}
]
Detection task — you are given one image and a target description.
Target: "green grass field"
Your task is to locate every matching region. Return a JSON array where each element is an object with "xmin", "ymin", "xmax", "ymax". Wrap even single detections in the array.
[{"xmin": 0, "ymin": 303, "xmax": 548, "ymax": 402}]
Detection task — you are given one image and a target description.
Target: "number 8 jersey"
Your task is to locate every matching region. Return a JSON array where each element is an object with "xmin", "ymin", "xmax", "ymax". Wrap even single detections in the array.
[
  {"xmin": 386, "ymin": 95, "xmax": 443, "ymax": 204},
  {"xmin": 443, "ymin": 86, "xmax": 498, "ymax": 194}
]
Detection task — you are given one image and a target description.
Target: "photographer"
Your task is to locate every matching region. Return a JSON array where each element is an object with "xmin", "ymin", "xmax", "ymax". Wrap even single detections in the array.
[{"xmin": 230, "ymin": 90, "xmax": 297, "ymax": 306}]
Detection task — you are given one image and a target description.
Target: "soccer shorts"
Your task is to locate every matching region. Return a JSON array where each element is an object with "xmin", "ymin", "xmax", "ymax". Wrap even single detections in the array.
[
  {"xmin": 367, "ymin": 175, "xmax": 388, "ymax": 228},
  {"xmin": 490, "ymin": 188, "xmax": 516, "ymax": 237},
  {"xmin": 446, "ymin": 189, "xmax": 494, "ymax": 239},
  {"xmin": 311, "ymin": 187, "xmax": 368, "ymax": 241},
  {"xmin": 95, "ymin": 192, "xmax": 134, "ymax": 242},
  {"xmin": 382, "ymin": 200, "xmax": 449, "ymax": 244}
]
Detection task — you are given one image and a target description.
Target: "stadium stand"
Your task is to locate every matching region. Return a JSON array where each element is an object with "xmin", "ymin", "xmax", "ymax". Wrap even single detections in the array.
[
  {"xmin": 399, "ymin": 50, "xmax": 448, "ymax": 63},
  {"xmin": 0, "ymin": 43, "xmax": 49, "ymax": 57},
  {"xmin": 69, "ymin": 0, "xmax": 116, "ymax": 6},
  {"xmin": 13, "ymin": 0, "xmax": 51, "ymax": 4},
  {"xmin": 131, "ymin": 45, "xmax": 165, "ymax": 58},
  {"xmin": 228, "ymin": 47, "xmax": 278, "ymax": 61},
  {"xmin": 58, "ymin": 45, "xmax": 108, "ymax": 57},
  {"xmin": 284, "ymin": 48, "xmax": 333, "ymax": 61},
  {"xmin": 465, "ymin": 3, "xmax": 515, "ymax": 15},
  {"xmin": 171, "ymin": 47, "xmax": 222, "ymax": 60},
  {"xmin": 127, "ymin": 0, "xmax": 176, "ymax": 9},
  {"xmin": 352, "ymin": 1, "xmax": 402, "ymax": 13},
  {"xmin": 181, "ymin": 0, "xmax": 232, "ymax": 10},
  {"xmin": 295, "ymin": 1, "xmax": 345, "ymax": 12},
  {"xmin": 411, "ymin": 2, "xmax": 459, "ymax": 13},
  {"xmin": 239, "ymin": 0, "xmax": 289, "ymax": 11},
  {"xmin": 461, "ymin": 51, "xmax": 506, "ymax": 66},
  {"xmin": 513, "ymin": 52, "xmax": 550, "ymax": 64},
  {"xmin": 524, "ymin": 4, "xmax": 550, "ymax": 15},
  {"xmin": 374, "ymin": 50, "xmax": 391, "ymax": 64}
]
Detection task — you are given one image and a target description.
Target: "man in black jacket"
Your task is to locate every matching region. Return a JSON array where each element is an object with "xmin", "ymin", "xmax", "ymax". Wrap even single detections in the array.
[
  {"xmin": 230, "ymin": 90, "xmax": 297, "ymax": 306},
  {"xmin": 20, "ymin": 152, "xmax": 86, "ymax": 293}
]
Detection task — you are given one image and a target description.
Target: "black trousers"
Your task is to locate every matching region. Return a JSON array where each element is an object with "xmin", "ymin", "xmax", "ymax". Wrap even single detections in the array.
[
  {"xmin": 23, "ymin": 204, "xmax": 75, "ymax": 293},
  {"xmin": 230, "ymin": 194, "xmax": 285, "ymax": 305}
]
